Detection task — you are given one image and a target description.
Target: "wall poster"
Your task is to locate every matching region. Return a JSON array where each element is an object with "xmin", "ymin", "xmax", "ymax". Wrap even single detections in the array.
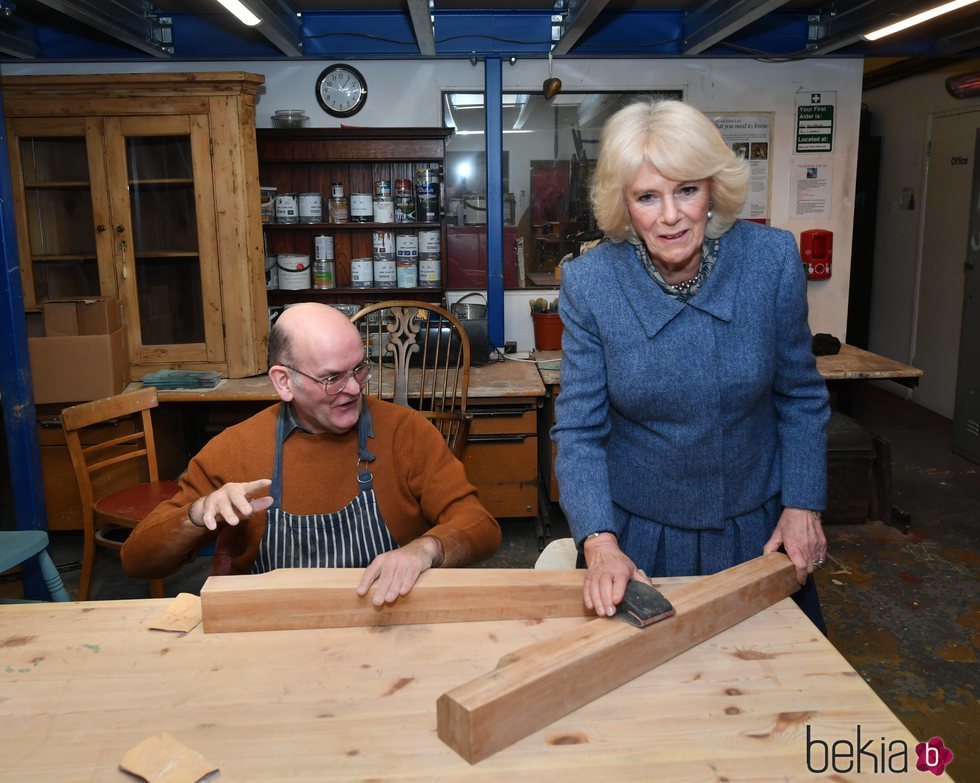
[{"xmin": 709, "ymin": 112, "xmax": 773, "ymax": 222}]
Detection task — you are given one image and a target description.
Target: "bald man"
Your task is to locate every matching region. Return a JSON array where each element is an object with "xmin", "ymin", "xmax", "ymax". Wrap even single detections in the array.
[{"xmin": 122, "ymin": 303, "xmax": 500, "ymax": 604}]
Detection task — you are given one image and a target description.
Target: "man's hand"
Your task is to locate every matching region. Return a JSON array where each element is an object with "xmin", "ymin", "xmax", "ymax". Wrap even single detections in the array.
[
  {"xmin": 581, "ymin": 532, "xmax": 648, "ymax": 617},
  {"xmin": 763, "ymin": 507, "xmax": 827, "ymax": 584},
  {"xmin": 356, "ymin": 536, "xmax": 444, "ymax": 607},
  {"xmin": 188, "ymin": 478, "xmax": 274, "ymax": 531}
]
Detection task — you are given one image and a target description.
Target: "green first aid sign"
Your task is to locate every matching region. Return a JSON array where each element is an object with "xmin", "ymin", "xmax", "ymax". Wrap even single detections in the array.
[{"xmin": 796, "ymin": 99, "xmax": 834, "ymax": 153}]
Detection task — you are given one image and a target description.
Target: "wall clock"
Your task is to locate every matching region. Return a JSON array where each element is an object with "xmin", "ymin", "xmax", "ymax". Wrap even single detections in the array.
[{"xmin": 315, "ymin": 64, "xmax": 368, "ymax": 118}]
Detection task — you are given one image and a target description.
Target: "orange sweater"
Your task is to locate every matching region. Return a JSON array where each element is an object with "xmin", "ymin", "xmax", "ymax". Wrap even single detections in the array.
[{"xmin": 121, "ymin": 398, "xmax": 500, "ymax": 578}]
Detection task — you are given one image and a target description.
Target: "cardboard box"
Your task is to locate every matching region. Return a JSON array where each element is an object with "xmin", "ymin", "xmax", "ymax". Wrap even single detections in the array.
[{"xmin": 28, "ymin": 297, "xmax": 129, "ymax": 405}]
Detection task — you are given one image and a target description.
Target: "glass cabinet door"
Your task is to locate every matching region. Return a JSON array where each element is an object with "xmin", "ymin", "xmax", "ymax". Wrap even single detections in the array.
[
  {"xmin": 6, "ymin": 118, "xmax": 115, "ymax": 308},
  {"xmin": 104, "ymin": 115, "xmax": 224, "ymax": 365}
]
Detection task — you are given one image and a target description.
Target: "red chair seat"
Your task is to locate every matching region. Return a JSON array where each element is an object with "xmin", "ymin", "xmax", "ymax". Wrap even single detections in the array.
[{"xmin": 95, "ymin": 480, "xmax": 180, "ymax": 522}]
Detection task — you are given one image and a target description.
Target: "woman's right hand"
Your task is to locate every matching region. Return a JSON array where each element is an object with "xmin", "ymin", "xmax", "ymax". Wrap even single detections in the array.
[{"xmin": 581, "ymin": 532, "xmax": 647, "ymax": 616}]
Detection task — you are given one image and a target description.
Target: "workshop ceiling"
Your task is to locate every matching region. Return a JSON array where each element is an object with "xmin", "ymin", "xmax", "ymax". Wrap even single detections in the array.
[{"xmin": 1, "ymin": 0, "xmax": 979, "ymax": 70}]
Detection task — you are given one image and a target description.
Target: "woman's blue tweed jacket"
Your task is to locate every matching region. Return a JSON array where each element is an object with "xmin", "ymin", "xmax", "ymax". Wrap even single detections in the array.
[{"xmin": 552, "ymin": 220, "xmax": 830, "ymax": 546}]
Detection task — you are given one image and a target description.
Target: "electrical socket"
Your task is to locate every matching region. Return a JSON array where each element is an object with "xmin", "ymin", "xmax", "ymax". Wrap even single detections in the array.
[{"xmin": 504, "ymin": 341, "xmax": 517, "ymax": 354}]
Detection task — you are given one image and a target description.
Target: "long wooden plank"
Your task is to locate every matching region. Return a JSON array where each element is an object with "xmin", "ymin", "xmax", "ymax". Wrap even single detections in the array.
[
  {"xmin": 436, "ymin": 552, "xmax": 800, "ymax": 763},
  {"xmin": 200, "ymin": 567, "xmax": 590, "ymax": 633}
]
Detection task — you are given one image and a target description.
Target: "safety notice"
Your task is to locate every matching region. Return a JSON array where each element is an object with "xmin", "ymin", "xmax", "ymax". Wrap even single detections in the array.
[{"xmin": 796, "ymin": 91, "xmax": 835, "ymax": 153}]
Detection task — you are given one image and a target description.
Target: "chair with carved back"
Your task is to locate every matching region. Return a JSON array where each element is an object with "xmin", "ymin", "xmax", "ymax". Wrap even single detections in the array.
[
  {"xmin": 60, "ymin": 388, "xmax": 179, "ymax": 600},
  {"xmin": 350, "ymin": 301, "xmax": 472, "ymax": 460}
]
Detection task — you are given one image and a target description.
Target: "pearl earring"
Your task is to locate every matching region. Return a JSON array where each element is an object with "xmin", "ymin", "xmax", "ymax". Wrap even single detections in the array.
[{"xmin": 707, "ymin": 202, "xmax": 714, "ymax": 220}]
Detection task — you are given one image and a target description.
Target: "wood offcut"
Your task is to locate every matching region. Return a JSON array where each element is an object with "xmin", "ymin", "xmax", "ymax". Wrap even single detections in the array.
[
  {"xmin": 200, "ymin": 568, "xmax": 590, "ymax": 633},
  {"xmin": 436, "ymin": 552, "xmax": 800, "ymax": 763}
]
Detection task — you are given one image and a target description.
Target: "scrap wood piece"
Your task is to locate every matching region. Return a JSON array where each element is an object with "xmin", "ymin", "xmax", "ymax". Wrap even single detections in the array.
[
  {"xmin": 120, "ymin": 732, "xmax": 218, "ymax": 783},
  {"xmin": 436, "ymin": 552, "xmax": 799, "ymax": 764},
  {"xmin": 200, "ymin": 567, "xmax": 590, "ymax": 633},
  {"xmin": 147, "ymin": 593, "xmax": 202, "ymax": 633}
]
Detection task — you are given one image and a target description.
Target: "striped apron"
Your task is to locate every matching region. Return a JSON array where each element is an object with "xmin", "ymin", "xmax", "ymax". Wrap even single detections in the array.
[{"xmin": 252, "ymin": 402, "xmax": 398, "ymax": 573}]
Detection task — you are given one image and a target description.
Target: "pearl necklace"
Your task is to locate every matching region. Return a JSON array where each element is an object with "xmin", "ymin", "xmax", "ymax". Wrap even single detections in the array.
[{"xmin": 665, "ymin": 265, "xmax": 705, "ymax": 294}]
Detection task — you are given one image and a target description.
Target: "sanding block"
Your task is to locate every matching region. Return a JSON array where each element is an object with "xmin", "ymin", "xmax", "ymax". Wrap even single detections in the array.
[{"xmin": 615, "ymin": 580, "xmax": 676, "ymax": 628}]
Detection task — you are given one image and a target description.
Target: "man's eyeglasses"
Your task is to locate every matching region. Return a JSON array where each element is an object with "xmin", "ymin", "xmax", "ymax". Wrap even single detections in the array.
[{"xmin": 283, "ymin": 360, "xmax": 372, "ymax": 396}]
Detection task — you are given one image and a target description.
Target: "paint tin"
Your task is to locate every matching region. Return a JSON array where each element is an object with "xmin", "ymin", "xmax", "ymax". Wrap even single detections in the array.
[
  {"xmin": 373, "ymin": 197, "xmax": 394, "ymax": 223},
  {"xmin": 396, "ymin": 259, "xmax": 418, "ymax": 288},
  {"xmin": 276, "ymin": 253, "xmax": 310, "ymax": 290},
  {"xmin": 314, "ymin": 234, "xmax": 334, "ymax": 260},
  {"xmin": 373, "ymin": 256, "xmax": 396, "ymax": 288},
  {"xmin": 395, "ymin": 232, "xmax": 419, "ymax": 258},
  {"xmin": 328, "ymin": 195, "xmax": 348, "ymax": 223},
  {"xmin": 260, "ymin": 186, "xmax": 277, "ymax": 223},
  {"xmin": 416, "ymin": 194, "xmax": 439, "ymax": 223},
  {"xmin": 415, "ymin": 167, "xmax": 439, "ymax": 196},
  {"xmin": 418, "ymin": 254, "xmax": 441, "ymax": 288},
  {"xmin": 265, "ymin": 255, "xmax": 278, "ymax": 289},
  {"xmin": 331, "ymin": 182, "xmax": 345, "ymax": 198},
  {"xmin": 395, "ymin": 178, "xmax": 412, "ymax": 197},
  {"xmin": 463, "ymin": 195, "xmax": 487, "ymax": 226},
  {"xmin": 351, "ymin": 257, "xmax": 374, "ymax": 287},
  {"xmin": 394, "ymin": 196, "xmax": 416, "ymax": 223},
  {"xmin": 298, "ymin": 192, "xmax": 323, "ymax": 223},
  {"xmin": 350, "ymin": 193, "xmax": 373, "ymax": 222},
  {"xmin": 275, "ymin": 193, "xmax": 299, "ymax": 224},
  {"xmin": 417, "ymin": 229, "xmax": 440, "ymax": 255},
  {"xmin": 312, "ymin": 259, "xmax": 336, "ymax": 289},
  {"xmin": 372, "ymin": 230, "xmax": 395, "ymax": 257},
  {"xmin": 375, "ymin": 180, "xmax": 392, "ymax": 198}
]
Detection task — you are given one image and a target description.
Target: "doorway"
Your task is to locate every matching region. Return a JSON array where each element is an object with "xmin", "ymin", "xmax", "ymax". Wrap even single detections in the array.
[{"xmin": 913, "ymin": 109, "xmax": 980, "ymax": 418}]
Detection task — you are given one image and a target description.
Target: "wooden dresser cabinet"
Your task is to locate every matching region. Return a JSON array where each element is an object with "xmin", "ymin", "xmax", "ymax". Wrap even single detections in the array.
[{"xmin": 1, "ymin": 72, "xmax": 269, "ymax": 379}]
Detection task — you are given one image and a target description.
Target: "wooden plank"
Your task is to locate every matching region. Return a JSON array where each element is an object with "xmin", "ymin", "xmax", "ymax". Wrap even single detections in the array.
[
  {"xmin": 436, "ymin": 552, "xmax": 800, "ymax": 763},
  {"xmin": 200, "ymin": 567, "xmax": 590, "ymax": 633}
]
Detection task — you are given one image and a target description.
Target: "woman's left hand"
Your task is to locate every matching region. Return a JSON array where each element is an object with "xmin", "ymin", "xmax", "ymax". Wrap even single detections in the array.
[{"xmin": 763, "ymin": 507, "xmax": 827, "ymax": 584}]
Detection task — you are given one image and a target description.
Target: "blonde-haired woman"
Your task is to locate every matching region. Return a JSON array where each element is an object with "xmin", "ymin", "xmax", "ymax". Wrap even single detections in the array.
[{"xmin": 552, "ymin": 100, "xmax": 830, "ymax": 630}]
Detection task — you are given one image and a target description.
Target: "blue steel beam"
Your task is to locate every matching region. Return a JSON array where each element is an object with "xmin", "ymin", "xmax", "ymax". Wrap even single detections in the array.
[
  {"xmin": 484, "ymin": 56, "xmax": 504, "ymax": 349},
  {"xmin": 0, "ymin": 85, "xmax": 49, "ymax": 600}
]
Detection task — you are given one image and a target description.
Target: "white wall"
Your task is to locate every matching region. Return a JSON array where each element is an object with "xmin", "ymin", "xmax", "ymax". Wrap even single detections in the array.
[
  {"xmin": 1, "ymin": 57, "xmax": 865, "ymax": 348},
  {"xmin": 862, "ymin": 59, "xmax": 980, "ymax": 369}
]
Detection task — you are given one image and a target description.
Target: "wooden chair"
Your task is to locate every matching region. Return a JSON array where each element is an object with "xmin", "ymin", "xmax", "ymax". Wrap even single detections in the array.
[
  {"xmin": 60, "ymin": 388, "xmax": 179, "ymax": 600},
  {"xmin": 351, "ymin": 301, "xmax": 472, "ymax": 460},
  {"xmin": 0, "ymin": 530, "xmax": 70, "ymax": 602}
]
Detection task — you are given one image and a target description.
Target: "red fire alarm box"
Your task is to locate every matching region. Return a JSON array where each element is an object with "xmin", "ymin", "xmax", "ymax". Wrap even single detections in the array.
[{"xmin": 800, "ymin": 229, "xmax": 832, "ymax": 280}]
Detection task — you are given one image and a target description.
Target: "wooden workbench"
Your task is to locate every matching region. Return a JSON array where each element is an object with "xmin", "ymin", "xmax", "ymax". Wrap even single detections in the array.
[
  {"xmin": 0, "ymin": 581, "xmax": 947, "ymax": 781},
  {"xmin": 124, "ymin": 358, "xmax": 545, "ymax": 403}
]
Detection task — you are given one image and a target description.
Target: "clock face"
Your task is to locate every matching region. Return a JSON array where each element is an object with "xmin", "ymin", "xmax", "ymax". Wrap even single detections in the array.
[{"xmin": 316, "ymin": 64, "xmax": 368, "ymax": 118}]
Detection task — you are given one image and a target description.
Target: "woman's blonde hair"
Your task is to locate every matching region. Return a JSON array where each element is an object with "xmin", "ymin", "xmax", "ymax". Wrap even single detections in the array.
[{"xmin": 591, "ymin": 100, "xmax": 749, "ymax": 241}]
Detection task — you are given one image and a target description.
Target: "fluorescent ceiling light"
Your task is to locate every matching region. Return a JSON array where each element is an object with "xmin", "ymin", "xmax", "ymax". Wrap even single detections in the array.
[
  {"xmin": 864, "ymin": 0, "xmax": 980, "ymax": 41},
  {"xmin": 215, "ymin": 0, "xmax": 261, "ymax": 27}
]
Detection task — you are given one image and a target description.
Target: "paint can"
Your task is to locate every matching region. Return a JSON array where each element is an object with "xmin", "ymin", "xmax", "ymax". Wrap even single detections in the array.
[
  {"xmin": 415, "ymin": 167, "xmax": 440, "ymax": 222},
  {"xmin": 298, "ymin": 192, "xmax": 323, "ymax": 224},
  {"xmin": 276, "ymin": 253, "xmax": 310, "ymax": 290},
  {"xmin": 418, "ymin": 254, "xmax": 441, "ymax": 288},
  {"xmin": 350, "ymin": 257, "xmax": 374, "ymax": 288},
  {"xmin": 373, "ymin": 196, "xmax": 395, "ymax": 223},
  {"xmin": 394, "ymin": 196, "xmax": 416, "ymax": 223},
  {"xmin": 395, "ymin": 178, "xmax": 413, "ymax": 197},
  {"xmin": 312, "ymin": 259, "xmax": 336, "ymax": 289},
  {"xmin": 463, "ymin": 194, "xmax": 487, "ymax": 226},
  {"xmin": 395, "ymin": 232, "xmax": 419, "ymax": 259},
  {"xmin": 396, "ymin": 259, "xmax": 418, "ymax": 288},
  {"xmin": 265, "ymin": 255, "xmax": 278, "ymax": 289},
  {"xmin": 372, "ymin": 230, "xmax": 395, "ymax": 257},
  {"xmin": 350, "ymin": 193, "xmax": 373, "ymax": 222},
  {"xmin": 314, "ymin": 234, "xmax": 334, "ymax": 260},
  {"xmin": 260, "ymin": 186, "xmax": 277, "ymax": 223},
  {"xmin": 417, "ymin": 228, "xmax": 440, "ymax": 256},
  {"xmin": 375, "ymin": 180, "xmax": 392, "ymax": 198},
  {"xmin": 373, "ymin": 256, "xmax": 396, "ymax": 288},
  {"xmin": 275, "ymin": 193, "xmax": 299, "ymax": 224},
  {"xmin": 328, "ymin": 195, "xmax": 349, "ymax": 223}
]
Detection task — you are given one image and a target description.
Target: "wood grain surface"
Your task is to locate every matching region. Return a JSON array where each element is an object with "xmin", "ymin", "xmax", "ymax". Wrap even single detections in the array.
[
  {"xmin": 200, "ymin": 568, "xmax": 590, "ymax": 632},
  {"xmin": 0, "ymin": 572, "xmax": 949, "ymax": 781}
]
